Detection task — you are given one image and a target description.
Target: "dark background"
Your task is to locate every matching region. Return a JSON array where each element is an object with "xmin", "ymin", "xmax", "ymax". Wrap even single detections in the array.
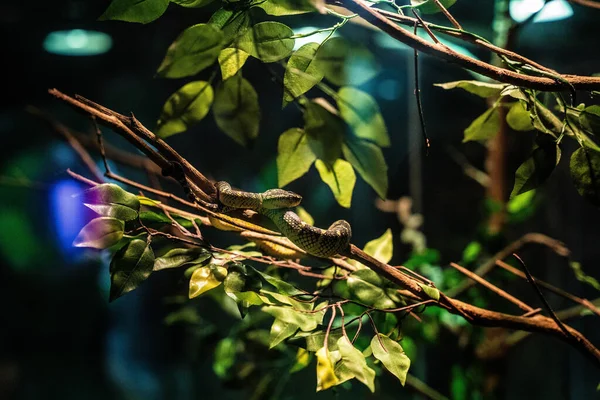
[{"xmin": 1, "ymin": 0, "xmax": 600, "ymax": 398}]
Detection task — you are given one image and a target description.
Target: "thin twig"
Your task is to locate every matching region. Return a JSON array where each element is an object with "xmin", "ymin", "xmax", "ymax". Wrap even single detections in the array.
[
  {"xmin": 449, "ymin": 262, "xmax": 534, "ymax": 312},
  {"xmin": 511, "ymin": 254, "xmax": 573, "ymax": 338}
]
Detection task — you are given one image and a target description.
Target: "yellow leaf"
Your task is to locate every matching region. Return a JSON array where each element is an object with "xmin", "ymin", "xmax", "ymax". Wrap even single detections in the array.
[
  {"xmin": 189, "ymin": 265, "xmax": 227, "ymax": 298},
  {"xmin": 316, "ymin": 347, "xmax": 339, "ymax": 391}
]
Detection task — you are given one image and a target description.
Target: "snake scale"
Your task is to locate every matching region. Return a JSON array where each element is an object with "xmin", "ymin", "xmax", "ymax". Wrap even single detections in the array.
[{"xmin": 216, "ymin": 182, "xmax": 352, "ymax": 258}]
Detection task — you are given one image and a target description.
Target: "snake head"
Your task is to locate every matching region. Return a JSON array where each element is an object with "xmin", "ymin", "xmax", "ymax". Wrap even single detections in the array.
[{"xmin": 261, "ymin": 189, "xmax": 302, "ymax": 209}]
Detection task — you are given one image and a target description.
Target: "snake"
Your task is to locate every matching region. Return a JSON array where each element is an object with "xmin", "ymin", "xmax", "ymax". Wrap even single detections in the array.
[{"xmin": 215, "ymin": 182, "xmax": 352, "ymax": 258}]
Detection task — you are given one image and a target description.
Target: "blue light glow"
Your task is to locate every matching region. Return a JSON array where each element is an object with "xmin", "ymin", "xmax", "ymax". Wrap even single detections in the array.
[
  {"xmin": 43, "ymin": 29, "xmax": 112, "ymax": 56},
  {"xmin": 50, "ymin": 179, "xmax": 85, "ymax": 253}
]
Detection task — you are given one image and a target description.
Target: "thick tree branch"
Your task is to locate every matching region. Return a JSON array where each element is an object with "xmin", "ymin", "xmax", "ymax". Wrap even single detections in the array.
[{"xmin": 336, "ymin": 0, "xmax": 600, "ymax": 91}]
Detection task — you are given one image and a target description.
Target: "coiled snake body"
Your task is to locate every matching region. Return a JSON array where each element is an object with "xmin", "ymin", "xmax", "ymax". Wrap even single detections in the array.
[{"xmin": 216, "ymin": 182, "xmax": 351, "ymax": 258}]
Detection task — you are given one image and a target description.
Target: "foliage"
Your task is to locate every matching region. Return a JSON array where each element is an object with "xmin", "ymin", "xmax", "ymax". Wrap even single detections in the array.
[{"xmin": 65, "ymin": 0, "xmax": 600, "ymax": 397}]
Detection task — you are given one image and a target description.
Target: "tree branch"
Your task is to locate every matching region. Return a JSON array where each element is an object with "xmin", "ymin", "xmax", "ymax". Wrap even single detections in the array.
[{"xmin": 335, "ymin": 0, "xmax": 600, "ymax": 91}]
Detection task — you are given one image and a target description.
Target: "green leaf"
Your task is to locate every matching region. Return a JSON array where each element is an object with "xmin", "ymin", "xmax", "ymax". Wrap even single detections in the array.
[
  {"xmin": 507, "ymin": 190, "xmax": 536, "ymax": 215},
  {"xmin": 570, "ymin": 147, "xmax": 600, "ymax": 206},
  {"xmin": 81, "ymin": 183, "xmax": 140, "ymax": 221},
  {"xmin": 370, "ymin": 334, "xmax": 410, "ymax": 386},
  {"xmin": 342, "ymin": 137, "xmax": 388, "ymax": 198},
  {"xmin": 315, "ymin": 159, "xmax": 356, "ymax": 208},
  {"xmin": 418, "ymin": 282, "xmax": 440, "ymax": 301},
  {"xmin": 336, "ymin": 337, "xmax": 376, "ymax": 392},
  {"xmin": 434, "ymin": 80, "xmax": 505, "ymax": 98},
  {"xmin": 156, "ymin": 81, "xmax": 214, "ymax": 138},
  {"xmin": 316, "ymin": 346, "xmax": 340, "ymax": 391},
  {"xmin": 234, "ymin": 22, "xmax": 294, "ymax": 62},
  {"xmin": 283, "ymin": 43, "xmax": 324, "ymax": 106},
  {"xmin": 213, "ymin": 337, "xmax": 237, "ymax": 378},
  {"xmin": 347, "ymin": 269, "xmax": 396, "ymax": 309},
  {"xmin": 256, "ymin": 0, "xmax": 316, "ymax": 15},
  {"xmin": 570, "ymin": 261, "xmax": 600, "ymax": 291},
  {"xmin": 99, "ymin": 0, "xmax": 169, "ymax": 24},
  {"xmin": 213, "ymin": 74, "xmax": 260, "ymax": 146},
  {"xmin": 463, "ymin": 107, "xmax": 501, "ymax": 142},
  {"xmin": 462, "ymin": 241, "xmax": 481, "ymax": 263},
  {"xmin": 294, "ymin": 330, "xmax": 342, "ymax": 352},
  {"xmin": 338, "ymin": 87, "xmax": 390, "ymax": 147},
  {"xmin": 251, "ymin": 267, "xmax": 304, "ymax": 296},
  {"xmin": 510, "ymin": 142, "xmax": 560, "ymax": 198},
  {"xmin": 189, "ymin": 264, "xmax": 228, "ymax": 298},
  {"xmin": 277, "ymin": 128, "xmax": 317, "ymax": 187},
  {"xmin": 110, "ymin": 239, "xmax": 154, "ymax": 301},
  {"xmin": 262, "ymin": 306, "xmax": 320, "ymax": 332},
  {"xmin": 154, "ymin": 247, "xmax": 211, "ymax": 271},
  {"xmin": 506, "ymin": 101, "xmax": 534, "ymax": 131},
  {"xmin": 316, "ymin": 37, "xmax": 379, "ymax": 86},
  {"xmin": 269, "ymin": 319, "xmax": 299, "ymax": 348},
  {"xmin": 218, "ymin": 48, "xmax": 249, "ymax": 80},
  {"xmin": 363, "ymin": 228, "xmax": 393, "ymax": 264},
  {"xmin": 579, "ymin": 105, "xmax": 600, "ymax": 134},
  {"xmin": 209, "ymin": 9, "xmax": 250, "ymax": 45},
  {"xmin": 303, "ymin": 100, "xmax": 344, "ymax": 165},
  {"xmin": 290, "ymin": 348, "xmax": 312, "ymax": 373},
  {"xmin": 73, "ymin": 217, "xmax": 124, "ymax": 249},
  {"xmin": 171, "ymin": 0, "xmax": 213, "ymax": 7},
  {"xmin": 411, "ymin": 0, "xmax": 457, "ymax": 13},
  {"xmin": 157, "ymin": 23, "xmax": 224, "ymax": 78}
]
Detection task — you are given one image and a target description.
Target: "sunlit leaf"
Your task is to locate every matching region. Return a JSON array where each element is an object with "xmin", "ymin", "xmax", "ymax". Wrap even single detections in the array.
[
  {"xmin": 510, "ymin": 141, "xmax": 560, "ymax": 198},
  {"xmin": 283, "ymin": 43, "xmax": 324, "ymax": 106},
  {"xmin": 213, "ymin": 74, "xmax": 260, "ymax": 146},
  {"xmin": 218, "ymin": 48, "xmax": 249, "ymax": 80},
  {"xmin": 434, "ymin": 80, "xmax": 505, "ymax": 98},
  {"xmin": 315, "ymin": 159, "xmax": 356, "ymax": 208},
  {"xmin": 251, "ymin": 267, "xmax": 304, "ymax": 296},
  {"xmin": 342, "ymin": 137, "xmax": 388, "ymax": 198},
  {"xmin": 569, "ymin": 261, "xmax": 600, "ymax": 291},
  {"xmin": 338, "ymin": 87, "xmax": 390, "ymax": 147},
  {"xmin": 336, "ymin": 337, "xmax": 376, "ymax": 392},
  {"xmin": 463, "ymin": 107, "xmax": 501, "ymax": 142},
  {"xmin": 156, "ymin": 81, "xmax": 214, "ymax": 138},
  {"xmin": 154, "ymin": 247, "xmax": 211, "ymax": 271},
  {"xmin": 316, "ymin": 346, "xmax": 339, "ymax": 391},
  {"xmin": 257, "ymin": 0, "xmax": 316, "ymax": 15},
  {"xmin": 269, "ymin": 319, "xmax": 299, "ymax": 348},
  {"xmin": 157, "ymin": 23, "xmax": 224, "ymax": 78},
  {"xmin": 347, "ymin": 269, "xmax": 396, "ymax": 309},
  {"xmin": 316, "ymin": 37, "xmax": 380, "ymax": 86},
  {"xmin": 99, "ymin": 0, "xmax": 169, "ymax": 24},
  {"xmin": 570, "ymin": 147, "xmax": 600, "ymax": 206},
  {"xmin": 73, "ymin": 217, "xmax": 124, "ymax": 249},
  {"xmin": 371, "ymin": 334, "xmax": 410, "ymax": 386},
  {"xmin": 506, "ymin": 101, "xmax": 534, "ymax": 131},
  {"xmin": 263, "ymin": 306, "xmax": 320, "ymax": 331},
  {"xmin": 363, "ymin": 228, "xmax": 393, "ymax": 264},
  {"xmin": 110, "ymin": 239, "xmax": 154, "ymax": 301},
  {"xmin": 234, "ymin": 22, "xmax": 294, "ymax": 62},
  {"xmin": 277, "ymin": 128, "xmax": 317, "ymax": 187},
  {"xmin": 507, "ymin": 190, "xmax": 536, "ymax": 215},
  {"xmin": 189, "ymin": 264, "xmax": 228, "ymax": 298}
]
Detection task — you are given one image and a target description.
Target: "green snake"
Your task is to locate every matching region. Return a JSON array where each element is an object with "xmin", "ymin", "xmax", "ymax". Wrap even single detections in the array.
[{"xmin": 216, "ymin": 182, "xmax": 352, "ymax": 258}]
